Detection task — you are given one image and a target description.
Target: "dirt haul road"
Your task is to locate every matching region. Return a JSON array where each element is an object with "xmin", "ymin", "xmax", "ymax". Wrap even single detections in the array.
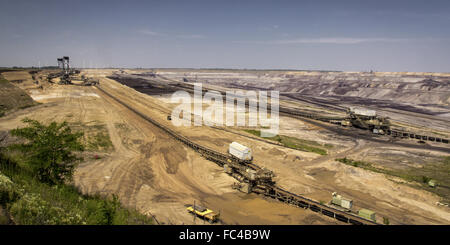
[
  {"xmin": 99, "ymin": 69, "xmax": 450, "ymax": 225},
  {"xmin": 0, "ymin": 69, "xmax": 337, "ymax": 225},
  {"xmin": 82, "ymin": 71, "xmax": 340, "ymax": 225},
  {"xmin": 1, "ymin": 69, "xmax": 449, "ymax": 224}
]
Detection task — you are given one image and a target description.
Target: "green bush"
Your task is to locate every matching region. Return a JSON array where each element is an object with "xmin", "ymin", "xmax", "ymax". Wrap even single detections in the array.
[
  {"xmin": 0, "ymin": 172, "xmax": 23, "ymax": 205},
  {"xmin": 10, "ymin": 118, "xmax": 84, "ymax": 185},
  {"xmin": 0, "ymin": 210, "xmax": 9, "ymax": 224},
  {"xmin": 10, "ymin": 193, "xmax": 51, "ymax": 225},
  {"xmin": 1, "ymin": 120, "xmax": 153, "ymax": 225},
  {"xmin": 7, "ymin": 187, "xmax": 153, "ymax": 225},
  {"xmin": 422, "ymin": 176, "xmax": 431, "ymax": 184},
  {"xmin": 91, "ymin": 196, "xmax": 119, "ymax": 225},
  {"xmin": 9, "ymin": 192, "xmax": 85, "ymax": 225}
]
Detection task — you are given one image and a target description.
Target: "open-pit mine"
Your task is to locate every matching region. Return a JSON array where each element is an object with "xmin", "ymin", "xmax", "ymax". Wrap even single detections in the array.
[{"xmin": 1, "ymin": 63, "xmax": 449, "ymax": 225}]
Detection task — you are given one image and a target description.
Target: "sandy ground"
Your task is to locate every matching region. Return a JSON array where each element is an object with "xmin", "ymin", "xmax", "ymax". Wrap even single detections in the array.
[
  {"xmin": 0, "ymin": 70, "xmax": 338, "ymax": 225},
  {"xmin": 0, "ymin": 69, "xmax": 449, "ymax": 224}
]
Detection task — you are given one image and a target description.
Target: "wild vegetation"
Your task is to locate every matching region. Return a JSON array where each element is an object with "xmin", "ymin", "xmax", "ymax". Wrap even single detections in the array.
[
  {"xmin": 70, "ymin": 122, "xmax": 114, "ymax": 152},
  {"xmin": 88, "ymin": 131, "xmax": 114, "ymax": 151},
  {"xmin": 0, "ymin": 119, "xmax": 153, "ymax": 225},
  {"xmin": 9, "ymin": 118, "xmax": 84, "ymax": 185},
  {"xmin": 243, "ymin": 129, "xmax": 329, "ymax": 155},
  {"xmin": 336, "ymin": 157, "xmax": 450, "ymax": 203}
]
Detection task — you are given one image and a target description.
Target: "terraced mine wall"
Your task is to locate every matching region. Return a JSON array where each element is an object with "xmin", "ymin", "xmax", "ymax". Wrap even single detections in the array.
[{"xmin": 110, "ymin": 73, "xmax": 449, "ymax": 146}]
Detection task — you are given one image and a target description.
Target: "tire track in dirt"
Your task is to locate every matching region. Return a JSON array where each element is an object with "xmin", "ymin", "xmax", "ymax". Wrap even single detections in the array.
[
  {"xmin": 89, "ymin": 76, "xmax": 340, "ymax": 225},
  {"xmin": 74, "ymin": 83, "xmax": 236, "ymax": 223}
]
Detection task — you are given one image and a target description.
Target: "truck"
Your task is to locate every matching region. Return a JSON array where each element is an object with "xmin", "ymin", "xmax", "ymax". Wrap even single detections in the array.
[
  {"xmin": 228, "ymin": 142, "xmax": 252, "ymax": 161},
  {"xmin": 186, "ymin": 204, "xmax": 220, "ymax": 223}
]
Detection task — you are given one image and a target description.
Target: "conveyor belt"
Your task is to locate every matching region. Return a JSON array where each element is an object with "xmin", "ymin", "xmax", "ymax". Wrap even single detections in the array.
[
  {"xmin": 111, "ymin": 74, "xmax": 449, "ymax": 145},
  {"xmin": 95, "ymin": 85, "xmax": 378, "ymax": 225}
]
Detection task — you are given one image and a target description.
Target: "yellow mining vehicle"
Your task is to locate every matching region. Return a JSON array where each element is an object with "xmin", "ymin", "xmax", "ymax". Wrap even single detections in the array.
[{"xmin": 186, "ymin": 204, "xmax": 220, "ymax": 223}]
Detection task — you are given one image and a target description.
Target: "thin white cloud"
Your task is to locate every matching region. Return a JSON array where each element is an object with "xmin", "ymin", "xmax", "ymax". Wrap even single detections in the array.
[
  {"xmin": 138, "ymin": 29, "xmax": 205, "ymax": 39},
  {"xmin": 138, "ymin": 30, "xmax": 166, "ymax": 36},
  {"xmin": 233, "ymin": 37, "xmax": 445, "ymax": 45},
  {"xmin": 175, "ymin": 34, "xmax": 205, "ymax": 39},
  {"xmin": 258, "ymin": 24, "xmax": 280, "ymax": 31},
  {"xmin": 374, "ymin": 10, "xmax": 450, "ymax": 21},
  {"xmin": 274, "ymin": 37, "xmax": 408, "ymax": 44}
]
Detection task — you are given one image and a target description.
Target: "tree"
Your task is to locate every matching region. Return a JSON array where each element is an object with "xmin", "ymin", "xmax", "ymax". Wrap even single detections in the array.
[
  {"xmin": 10, "ymin": 118, "xmax": 84, "ymax": 185},
  {"xmin": 94, "ymin": 194, "xmax": 120, "ymax": 225}
]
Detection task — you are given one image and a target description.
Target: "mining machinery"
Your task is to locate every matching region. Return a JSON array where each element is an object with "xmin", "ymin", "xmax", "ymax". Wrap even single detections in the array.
[
  {"xmin": 186, "ymin": 204, "xmax": 220, "ymax": 223},
  {"xmin": 341, "ymin": 107, "xmax": 391, "ymax": 134},
  {"xmin": 94, "ymin": 85, "xmax": 379, "ymax": 225},
  {"xmin": 47, "ymin": 56, "xmax": 98, "ymax": 86}
]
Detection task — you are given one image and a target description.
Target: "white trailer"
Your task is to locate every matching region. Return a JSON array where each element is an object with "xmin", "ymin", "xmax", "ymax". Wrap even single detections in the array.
[
  {"xmin": 349, "ymin": 107, "xmax": 376, "ymax": 117},
  {"xmin": 228, "ymin": 142, "xmax": 252, "ymax": 161}
]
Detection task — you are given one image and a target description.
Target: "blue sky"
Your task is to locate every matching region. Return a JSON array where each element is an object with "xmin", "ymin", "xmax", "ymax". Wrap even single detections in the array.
[{"xmin": 1, "ymin": 0, "xmax": 450, "ymax": 72}]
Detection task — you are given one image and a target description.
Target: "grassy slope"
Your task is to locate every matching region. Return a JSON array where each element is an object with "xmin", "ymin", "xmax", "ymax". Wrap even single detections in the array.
[
  {"xmin": 0, "ymin": 74, "xmax": 146, "ymax": 224},
  {"xmin": 243, "ymin": 129, "xmax": 329, "ymax": 155},
  {"xmin": 0, "ymin": 152, "xmax": 153, "ymax": 225},
  {"xmin": 336, "ymin": 157, "xmax": 450, "ymax": 203}
]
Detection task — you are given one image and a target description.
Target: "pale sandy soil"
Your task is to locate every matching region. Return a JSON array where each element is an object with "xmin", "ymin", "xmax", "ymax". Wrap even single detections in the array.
[
  {"xmin": 0, "ymin": 68, "xmax": 448, "ymax": 224},
  {"xmin": 112, "ymin": 69, "xmax": 450, "ymax": 224},
  {"xmin": 0, "ymin": 69, "xmax": 338, "ymax": 225}
]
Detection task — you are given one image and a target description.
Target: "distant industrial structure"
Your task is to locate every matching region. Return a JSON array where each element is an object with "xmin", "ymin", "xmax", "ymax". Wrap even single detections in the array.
[
  {"xmin": 57, "ymin": 56, "xmax": 71, "ymax": 74},
  {"xmin": 47, "ymin": 56, "xmax": 98, "ymax": 86}
]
